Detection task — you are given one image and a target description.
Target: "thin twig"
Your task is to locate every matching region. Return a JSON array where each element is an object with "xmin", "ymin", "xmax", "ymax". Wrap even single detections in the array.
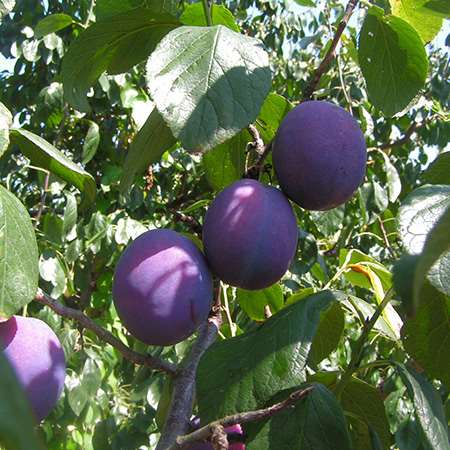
[
  {"xmin": 169, "ymin": 386, "xmax": 314, "ymax": 449},
  {"xmin": 171, "ymin": 210, "xmax": 203, "ymax": 237},
  {"xmin": 156, "ymin": 287, "xmax": 223, "ymax": 450},
  {"xmin": 34, "ymin": 289, "xmax": 177, "ymax": 375},
  {"xmin": 202, "ymin": 0, "xmax": 213, "ymax": 26},
  {"xmin": 302, "ymin": 0, "xmax": 359, "ymax": 100},
  {"xmin": 243, "ymin": 141, "xmax": 272, "ymax": 180},
  {"xmin": 334, "ymin": 288, "xmax": 394, "ymax": 398},
  {"xmin": 247, "ymin": 124, "xmax": 265, "ymax": 156}
]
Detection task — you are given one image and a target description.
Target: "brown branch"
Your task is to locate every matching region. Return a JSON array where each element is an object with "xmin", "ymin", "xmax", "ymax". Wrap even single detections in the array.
[
  {"xmin": 34, "ymin": 289, "xmax": 176, "ymax": 375},
  {"xmin": 302, "ymin": 0, "xmax": 359, "ymax": 100},
  {"xmin": 247, "ymin": 124, "xmax": 265, "ymax": 156},
  {"xmin": 243, "ymin": 141, "xmax": 273, "ymax": 180},
  {"xmin": 168, "ymin": 386, "xmax": 314, "ymax": 450},
  {"xmin": 171, "ymin": 210, "xmax": 203, "ymax": 237},
  {"xmin": 379, "ymin": 121, "xmax": 420, "ymax": 150},
  {"xmin": 156, "ymin": 286, "xmax": 223, "ymax": 450}
]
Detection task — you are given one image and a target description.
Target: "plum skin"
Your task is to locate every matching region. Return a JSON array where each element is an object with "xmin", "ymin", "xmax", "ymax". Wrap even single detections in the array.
[
  {"xmin": 113, "ymin": 229, "xmax": 213, "ymax": 346},
  {"xmin": 0, "ymin": 315, "xmax": 66, "ymax": 422},
  {"xmin": 202, "ymin": 179, "xmax": 298, "ymax": 290},
  {"xmin": 273, "ymin": 100, "xmax": 367, "ymax": 211}
]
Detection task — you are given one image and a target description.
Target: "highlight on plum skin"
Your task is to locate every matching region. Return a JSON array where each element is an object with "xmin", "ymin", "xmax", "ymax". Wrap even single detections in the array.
[
  {"xmin": 186, "ymin": 424, "xmax": 246, "ymax": 449},
  {"xmin": 202, "ymin": 179, "xmax": 299, "ymax": 291},
  {"xmin": 273, "ymin": 100, "xmax": 367, "ymax": 211},
  {"xmin": 113, "ymin": 229, "xmax": 213, "ymax": 346},
  {"xmin": 0, "ymin": 315, "xmax": 66, "ymax": 422}
]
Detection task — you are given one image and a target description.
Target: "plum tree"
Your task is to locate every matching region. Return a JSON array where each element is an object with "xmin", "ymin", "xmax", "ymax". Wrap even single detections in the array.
[
  {"xmin": 203, "ymin": 179, "xmax": 298, "ymax": 290},
  {"xmin": 186, "ymin": 424, "xmax": 245, "ymax": 449},
  {"xmin": 0, "ymin": 315, "xmax": 66, "ymax": 422},
  {"xmin": 113, "ymin": 229, "xmax": 213, "ymax": 346},
  {"xmin": 273, "ymin": 100, "xmax": 367, "ymax": 210}
]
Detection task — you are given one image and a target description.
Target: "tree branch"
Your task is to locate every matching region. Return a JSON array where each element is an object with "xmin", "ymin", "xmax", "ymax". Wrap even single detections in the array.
[
  {"xmin": 302, "ymin": 0, "xmax": 359, "ymax": 100},
  {"xmin": 156, "ymin": 287, "xmax": 223, "ymax": 450},
  {"xmin": 168, "ymin": 386, "xmax": 314, "ymax": 449},
  {"xmin": 243, "ymin": 141, "xmax": 272, "ymax": 180},
  {"xmin": 34, "ymin": 289, "xmax": 177, "ymax": 375}
]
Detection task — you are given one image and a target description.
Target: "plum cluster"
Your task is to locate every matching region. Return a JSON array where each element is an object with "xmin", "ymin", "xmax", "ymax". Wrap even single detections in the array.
[
  {"xmin": 0, "ymin": 315, "xmax": 66, "ymax": 422},
  {"xmin": 112, "ymin": 100, "xmax": 366, "ymax": 348}
]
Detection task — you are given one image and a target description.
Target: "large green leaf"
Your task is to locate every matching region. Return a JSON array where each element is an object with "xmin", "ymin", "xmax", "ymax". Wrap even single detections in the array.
[
  {"xmin": 120, "ymin": 108, "xmax": 176, "ymax": 192},
  {"xmin": 423, "ymin": 0, "xmax": 450, "ymax": 16},
  {"xmin": 62, "ymin": 7, "xmax": 180, "ymax": 112},
  {"xmin": 402, "ymin": 283, "xmax": 450, "ymax": 388},
  {"xmin": 0, "ymin": 353, "xmax": 44, "ymax": 450},
  {"xmin": 236, "ymin": 283, "xmax": 284, "ymax": 322},
  {"xmin": 390, "ymin": 0, "xmax": 443, "ymax": 42},
  {"xmin": 256, "ymin": 92, "xmax": 292, "ymax": 142},
  {"xmin": 180, "ymin": 3, "xmax": 239, "ymax": 31},
  {"xmin": 245, "ymin": 383, "xmax": 352, "ymax": 450},
  {"xmin": 146, "ymin": 25, "xmax": 271, "ymax": 151},
  {"xmin": 203, "ymin": 129, "xmax": 249, "ymax": 191},
  {"xmin": 396, "ymin": 364, "xmax": 449, "ymax": 450},
  {"xmin": 197, "ymin": 290, "xmax": 339, "ymax": 422},
  {"xmin": 340, "ymin": 378, "xmax": 391, "ymax": 450},
  {"xmin": 10, "ymin": 128, "xmax": 96, "ymax": 208},
  {"xmin": 0, "ymin": 0, "xmax": 14, "ymax": 20},
  {"xmin": 34, "ymin": 13, "xmax": 73, "ymax": 39},
  {"xmin": 0, "ymin": 102, "xmax": 12, "ymax": 159},
  {"xmin": 0, "ymin": 186, "xmax": 38, "ymax": 318},
  {"xmin": 422, "ymin": 152, "xmax": 450, "ymax": 185},
  {"xmin": 358, "ymin": 8, "xmax": 428, "ymax": 116}
]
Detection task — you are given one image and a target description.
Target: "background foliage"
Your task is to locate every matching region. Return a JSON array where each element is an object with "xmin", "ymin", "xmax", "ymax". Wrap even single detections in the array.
[{"xmin": 0, "ymin": 0, "xmax": 449, "ymax": 449}]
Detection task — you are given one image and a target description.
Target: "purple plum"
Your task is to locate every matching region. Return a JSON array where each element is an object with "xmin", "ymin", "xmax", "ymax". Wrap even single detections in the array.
[
  {"xmin": 273, "ymin": 100, "xmax": 367, "ymax": 210},
  {"xmin": 0, "ymin": 315, "xmax": 66, "ymax": 422},
  {"xmin": 113, "ymin": 229, "xmax": 213, "ymax": 346},
  {"xmin": 202, "ymin": 179, "xmax": 298, "ymax": 290}
]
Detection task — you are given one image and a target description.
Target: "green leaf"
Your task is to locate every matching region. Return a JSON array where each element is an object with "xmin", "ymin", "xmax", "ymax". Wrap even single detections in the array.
[
  {"xmin": 236, "ymin": 283, "xmax": 284, "ymax": 322},
  {"xmin": 94, "ymin": 0, "xmax": 179, "ymax": 20},
  {"xmin": 395, "ymin": 419, "xmax": 427, "ymax": 450},
  {"xmin": 256, "ymin": 92, "xmax": 292, "ymax": 142},
  {"xmin": 146, "ymin": 25, "xmax": 271, "ymax": 151},
  {"xmin": 422, "ymin": 152, "xmax": 450, "ymax": 185},
  {"xmin": 10, "ymin": 128, "xmax": 96, "ymax": 208},
  {"xmin": 358, "ymin": 9, "xmax": 428, "ymax": 116},
  {"xmin": 379, "ymin": 151, "xmax": 402, "ymax": 203},
  {"xmin": 0, "ymin": 101, "xmax": 12, "ymax": 159},
  {"xmin": 0, "ymin": 353, "xmax": 44, "ymax": 450},
  {"xmin": 62, "ymin": 8, "xmax": 180, "ymax": 112},
  {"xmin": 120, "ymin": 108, "xmax": 176, "ymax": 192},
  {"xmin": 0, "ymin": 186, "xmax": 39, "ymax": 318},
  {"xmin": 294, "ymin": 0, "xmax": 316, "ymax": 6},
  {"xmin": 203, "ymin": 129, "xmax": 249, "ymax": 191},
  {"xmin": 310, "ymin": 206, "xmax": 345, "ymax": 236},
  {"xmin": 399, "ymin": 185, "xmax": 450, "ymax": 254},
  {"xmin": 427, "ymin": 251, "xmax": 450, "ymax": 296},
  {"xmin": 340, "ymin": 378, "xmax": 391, "ymax": 450},
  {"xmin": 181, "ymin": 3, "xmax": 239, "ymax": 31},
  {"xmin": 423, "ymin": 0, "xmax": 450, "ymax": 17},
  {"xmin": 68, "ymin": 358, "xmax": 102, "ymax": 416},
  {"xmin": 402, "ymin": 283, "xmax": 450, "ymax": 388},
  {"xmin": 63, "ymin": 192, "xmax": 78, "ymax": 240},
  {"xmin": 39, "ymin": 250, "xmax": 66, "ymax": 298},
  {"xmin": 0, "ymin": 0, "xmax": 14, "ymax": 20},
  {"xmin": 309, "ymin": 302, "xmax": 345, "ymax": 365},
  {"xmin": 390, "ymin": 0, "xmax": 443, "ymax": 42},
  {"xmin": 246, "ymin": 383, "xmax": 352, "ymax": 450},
  {"xmin": 197, "ymin": 290, "xmax": 339, "ymax": 422},
  {"xmin": 396, "ymin": 364, "xmax": 449, "ymax": 450},
  {"xmin": 413, "ymin": 206, "xmax": 450, "ymax": 307},
  {"xmin": 34, "ymin": 13, "xmax": 73, "ymax": 39},
  {"xmin": 82, "ymin": 121, "xmax": 100, "ymax": 164}
]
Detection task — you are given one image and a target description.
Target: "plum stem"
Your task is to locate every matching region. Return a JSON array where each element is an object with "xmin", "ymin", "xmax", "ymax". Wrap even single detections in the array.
[
  {"xmin": 167, "ymin": 386, "xmax": 314, "ymax": 449},
  {"xmin": 302, "ymin": 0, "xmax": 359, "ymax": 101},
  {"xmin": 34, "ymin": 289, "xmax": 177, "ymax": 375},
  {"xmin": 156, "ymin": 286, "xmax": 223, "ymax": 450}
]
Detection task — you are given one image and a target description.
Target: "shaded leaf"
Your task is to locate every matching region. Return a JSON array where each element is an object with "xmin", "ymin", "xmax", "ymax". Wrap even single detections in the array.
[
  {"xmin": 0, "ymin": 353, "xmax": 44, "ymax": 450},
  {"xmin": 422, "ymin": 152, "xmax": 450, "ymax": 185},
  {"xmin": 82, "ymin": 121, "xmax": 100, "ymax": 164},
  {"xmin": 358, "ymin": 8, "xmax": 428, "ymax": 116},
  {"xmin": 120, "ymin": 108, "xmax": 176, "ymax": 192},
  {"xmin": 0, "ymin": 101, "xmax": 12, "ymax": 158},
  {"xmin": 10, "ymin": 128, "xmax": 96, "ymax": 208},
  {"xmin": 197, "ymin": 290, "xmax": 339, "ymax": 422},
  {"xmin": 246, "ymin": 383, "xmax": 352, "ymax": 450},
  {"xmin": 147, "ymin": 25, "xmax": 271, "ymax": 151},
  {"xmin": 0, "ymin": 186, "xmax": 39, "ymax": 318},
  {"xmin": 34, "ymin": 13, "xmax": 73, "ymax": 39}
]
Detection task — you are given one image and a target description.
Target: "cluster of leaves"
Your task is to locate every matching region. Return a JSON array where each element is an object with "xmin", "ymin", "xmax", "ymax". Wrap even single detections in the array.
[{"xmin": 0, "ymin": 0, "xmax": 449, "ymax": 449}]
